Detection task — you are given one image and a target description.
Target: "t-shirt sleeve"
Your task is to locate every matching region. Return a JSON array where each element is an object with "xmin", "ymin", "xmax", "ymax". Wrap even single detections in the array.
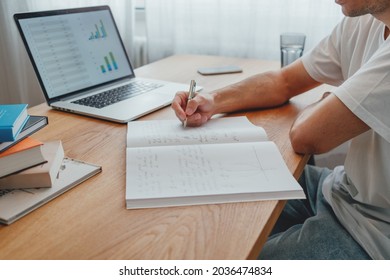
[
  {"xmin": 302, "ymin": 16, "xmax": 390, "ymax": 143},
  {"xmin": 333, "ymin": 45, "xmax": 390, "ymax": 143},
  {"xmin": 301, "ymin": 18, "xmax": 346, "ymax": 86}
]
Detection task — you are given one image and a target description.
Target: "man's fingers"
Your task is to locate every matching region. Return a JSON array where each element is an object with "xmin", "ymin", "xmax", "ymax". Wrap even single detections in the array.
[
  {"xmin": 184, "ymin": 113, "xmax": 202, "ymax": 127},
  {"xmin": 171, "ymin": 92, "xmax": 188, "ymax": 121}
]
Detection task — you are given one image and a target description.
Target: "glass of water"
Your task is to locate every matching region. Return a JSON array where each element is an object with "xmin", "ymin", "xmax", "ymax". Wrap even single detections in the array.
[{"xmin": 280, "ymin": 32, "xmax": 306, "ymax": 67}]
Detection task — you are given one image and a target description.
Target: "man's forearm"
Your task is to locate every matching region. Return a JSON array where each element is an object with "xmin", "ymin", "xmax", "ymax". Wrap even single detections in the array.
[
  {"xmin": 211, "ymin": 71, "xmax": 290, "ymax": 114},
  {"xmin": 210, "ymin": 60, "xmax": 321, "ymax": 115}
]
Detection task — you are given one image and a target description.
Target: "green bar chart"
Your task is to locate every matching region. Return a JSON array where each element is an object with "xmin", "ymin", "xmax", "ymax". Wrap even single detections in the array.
[
  {"xmin": 89, "ymin": 19, "xmax": 107, "ymax": 40},
  {"xmin": 100, "ymin": 51, "xmax": 118, "ymax": 73}
]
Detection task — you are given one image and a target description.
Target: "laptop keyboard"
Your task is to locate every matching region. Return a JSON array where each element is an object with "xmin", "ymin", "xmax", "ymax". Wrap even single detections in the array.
[{"xmin": 72, "ymin": 81, "xmax": 163, "ymax": 109}]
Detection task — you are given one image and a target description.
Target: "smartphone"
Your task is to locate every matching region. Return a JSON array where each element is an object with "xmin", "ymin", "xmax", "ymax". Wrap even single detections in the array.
[{"xmin": 197, "ymin": 65, "xmax": 243, "ymax": 75}]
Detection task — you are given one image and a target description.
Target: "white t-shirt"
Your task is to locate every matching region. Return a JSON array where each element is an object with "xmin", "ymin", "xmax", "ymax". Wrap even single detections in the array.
[{"xmin": 302, "ymin": 14, "xmax": 390, "ymax": 260}]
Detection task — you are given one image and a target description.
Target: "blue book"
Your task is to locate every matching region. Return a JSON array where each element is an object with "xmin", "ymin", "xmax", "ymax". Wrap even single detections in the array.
[
  {"xmin": 0, "ymin": 104, "xmax": 30, "ymax": 142},
  {"xmin": 0, "ymin": 115, "xmax": 48, "ymax": 153}
]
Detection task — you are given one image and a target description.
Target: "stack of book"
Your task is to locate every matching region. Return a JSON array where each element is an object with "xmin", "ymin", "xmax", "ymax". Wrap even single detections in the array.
[
  {"xmin": 0, "ymin": 104, "xmax": 48, "ymax": 152},
  {"xmin": 0, "ymin": 103, "xmax": 52, "ymax": 188},
  {"xmin": 0, "ymin": 139, "xmax": 64, "ymax": 189},
  {"xmin": 0, "ymin": 103, "xmax": 102, "ymax": 225}
]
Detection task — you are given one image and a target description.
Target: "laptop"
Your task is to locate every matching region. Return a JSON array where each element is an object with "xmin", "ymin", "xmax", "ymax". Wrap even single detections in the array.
[{"xmin": 14, "ymin": 6, "xmax": 193, "ymax": 123}]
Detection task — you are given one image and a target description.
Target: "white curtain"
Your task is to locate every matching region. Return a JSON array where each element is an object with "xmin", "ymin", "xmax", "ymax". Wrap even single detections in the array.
[
  {"xmin": 0, "ymin": 0, "xmax": 134, "ymax": 106},
  {"xmin": 145, "ymin": 0, "xmax": 343, "ymax": 63}
]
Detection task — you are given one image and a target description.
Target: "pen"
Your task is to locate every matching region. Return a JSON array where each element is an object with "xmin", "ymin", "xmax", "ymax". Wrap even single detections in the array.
[{"xmin": 183, "ymin": 79, "xmax": 197, "ymax": 127}]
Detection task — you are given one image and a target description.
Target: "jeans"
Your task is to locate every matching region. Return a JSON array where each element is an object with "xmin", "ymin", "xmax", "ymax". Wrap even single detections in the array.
[{"xmin": 259, "ymin": 165, "xmax": 371, "ymax": 260}]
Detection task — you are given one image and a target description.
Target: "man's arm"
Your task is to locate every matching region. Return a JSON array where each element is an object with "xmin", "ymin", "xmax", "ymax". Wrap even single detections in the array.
[
  {"xmin": 289, "ymin": 92, "xmax": 370, "ymax": 155},
  {"xmin": 211, "ymin": 60, "xmax": 321, "ymax": 113},
  {"xmin": 172, "ymin": 60, "xmax": 321, "ymax": 126}
]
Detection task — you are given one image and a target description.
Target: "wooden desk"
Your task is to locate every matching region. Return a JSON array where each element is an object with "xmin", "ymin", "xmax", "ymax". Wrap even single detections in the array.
[{"xmin": 0, "ymin": 55, "xmax": 326, "ymax": 260}]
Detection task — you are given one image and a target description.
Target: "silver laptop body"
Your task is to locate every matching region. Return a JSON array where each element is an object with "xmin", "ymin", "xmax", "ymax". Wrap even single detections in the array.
[{"xmin": 14, "ymin": 6, "xmax": 190, "ymax": 123}]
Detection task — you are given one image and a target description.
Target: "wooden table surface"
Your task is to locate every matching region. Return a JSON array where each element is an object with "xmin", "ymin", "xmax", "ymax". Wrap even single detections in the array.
[{"xmin": 0, "ymin": 55, "xmax": 327, "ymax": 259}]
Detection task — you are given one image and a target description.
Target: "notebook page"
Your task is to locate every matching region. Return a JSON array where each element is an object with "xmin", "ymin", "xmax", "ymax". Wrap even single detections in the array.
[
  {"xmin": 126, "ymin": 116, "xmax": 268, "ymax": 148},
  {"xmin": 126, "ymin": 141, "xmax": 303, "ymax": 208}
]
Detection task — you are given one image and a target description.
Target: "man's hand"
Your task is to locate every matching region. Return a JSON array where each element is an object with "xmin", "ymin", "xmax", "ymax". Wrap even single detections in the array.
[{"xmin": 171, "ymin": 91, "xmax": 215, "ymax": 127}]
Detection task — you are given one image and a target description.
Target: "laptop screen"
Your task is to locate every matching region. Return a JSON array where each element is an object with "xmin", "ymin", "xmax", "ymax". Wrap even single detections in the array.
[{"xmin": 14, "ymin": 6, "xmax": 134, "ymax": 101}]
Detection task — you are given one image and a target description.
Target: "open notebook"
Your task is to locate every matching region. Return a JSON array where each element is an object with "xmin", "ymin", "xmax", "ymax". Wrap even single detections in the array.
[{"xmin": 125, "ymin": 116, "xmax": 305, "ymax": 209}]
